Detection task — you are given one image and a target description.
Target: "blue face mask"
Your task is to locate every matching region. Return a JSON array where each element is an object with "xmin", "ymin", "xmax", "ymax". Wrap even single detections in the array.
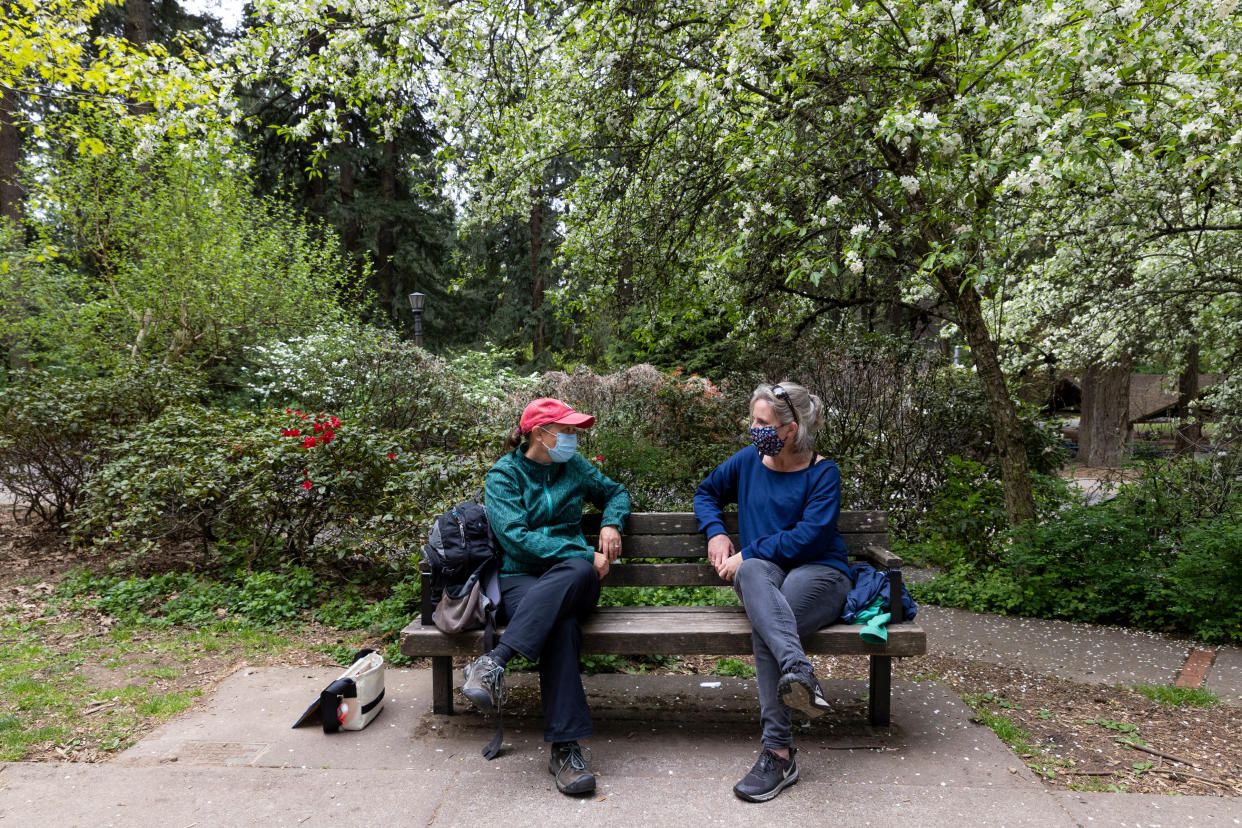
[
  {"xmin": 540, "ymin": 428, "xmax": 578, "ymax": 463},
  {"xmin": 750, "ymin": 425, "xmax": 786, "ymax": 457}
]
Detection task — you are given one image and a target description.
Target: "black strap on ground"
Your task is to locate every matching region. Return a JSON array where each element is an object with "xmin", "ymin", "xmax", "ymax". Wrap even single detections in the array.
[{"xmin": 482, "ymin": 702, "xmax": 503, "ymax": 760}]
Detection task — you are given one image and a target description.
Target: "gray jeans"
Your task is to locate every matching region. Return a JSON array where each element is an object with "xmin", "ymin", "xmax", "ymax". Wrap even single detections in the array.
[{"xmin": 733, "ymin": 557, "xmax": 851, "ymax": 750}]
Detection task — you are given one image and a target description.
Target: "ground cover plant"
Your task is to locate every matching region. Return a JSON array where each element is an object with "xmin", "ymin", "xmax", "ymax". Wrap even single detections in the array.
[{"xmin": 911, "ymin": 450, "xmax": 1242, "ymax": 644}]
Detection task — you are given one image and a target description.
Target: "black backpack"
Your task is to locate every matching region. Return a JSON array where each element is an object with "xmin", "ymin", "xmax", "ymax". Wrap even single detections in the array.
[
  {"xmin": 424, "ymin": 493, "xmax": 502, "ymax": 648},
  {"xmin": 425, "ymin": 495, "xmax": 497, "ymax": 597},
  {"xmin": 424, "ymin": 492, "xmax": 506, "ymax": 759}
]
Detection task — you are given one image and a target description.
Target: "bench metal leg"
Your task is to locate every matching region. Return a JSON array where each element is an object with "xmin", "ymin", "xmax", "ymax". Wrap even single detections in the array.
[
  {"xmin": 432, "ymin": 656, "xmax": 454, "ymax": 715},
  {"xmin": 868, "ymin": 655, "xmax": 891, "ymax": 726}
]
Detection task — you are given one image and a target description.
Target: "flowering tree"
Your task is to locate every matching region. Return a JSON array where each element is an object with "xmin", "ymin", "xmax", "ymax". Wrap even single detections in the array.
[
  {"xmin": 412, "ymin": 0, "xmax": 1242, "ymax": 523},
  {"xmin": 59, "ymin": 0, "xmax": 1241, "ymax": 522}
]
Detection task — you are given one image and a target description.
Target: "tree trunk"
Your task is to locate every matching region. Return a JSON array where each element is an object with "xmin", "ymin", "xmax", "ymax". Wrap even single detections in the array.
[
  {"xmin": 124, "ymin": 0, "xmax": 154, "ymax": 117},
  {"xmin": 1174, "ymin": 342, "xmax": 1201, "ymax": 454},
  {"xmin": 0, "ymin": 82, "xmax": 22, "ymax": 226},
  {"xmin": 1079, "ymin": 358, "xmax": 1132, "ymax": 467},
  {"xmin": 942, "ymin": 271, "xmax": 1036, "ymax": 525},
  {"xmin": 375, "ymin": 141, "xmax": 396, "ymax": 310},
  {"xmin": 529, "ymin": 185, "xmax": 545, "ymax": 356}
]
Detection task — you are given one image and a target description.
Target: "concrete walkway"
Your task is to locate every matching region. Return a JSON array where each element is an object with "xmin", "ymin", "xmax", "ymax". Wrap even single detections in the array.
[
  {"xmin": 1, "ymin": 609, "xmax": 1239, "ymax": 827},
  {"xmin": 918, "ymin": 606, "xmax": 1242, "ymax": 702}
]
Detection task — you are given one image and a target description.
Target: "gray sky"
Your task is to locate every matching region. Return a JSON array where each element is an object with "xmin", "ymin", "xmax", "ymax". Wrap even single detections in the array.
[{"xmin": 181, "ymin": 0, "xmax": 246, "ymax": 31}]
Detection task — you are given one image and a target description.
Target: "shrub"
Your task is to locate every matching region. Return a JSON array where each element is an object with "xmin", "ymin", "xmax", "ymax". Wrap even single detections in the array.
[
  {"xmin": 540, "ymin": 364, "xmax": 745, "ymax": 510},
  {"xmin": 915, "ymin": 451, "xmax": 1242, "ymax": 644},
  {"xmin": 58, "ymin": 566, "xmax": 322, "ymax": 628},
  {"xmin": 897, "ymin": 457, "xmax": 1080, "ymax": 569},
  {"xmin": 22, "ymin": 124, "xmax": 359, "ymax": 374},
  {"xmin": 240, "ymin": 328, "xmax": 534, "ymax": 445},
  {"xmin": 0, "ymin": 366, "xmax": 201, "ymax": 524},
  {"xmin": 74, "ymin": 405, "xmax": 492, "ymax": 570},
  {"xmin": 770, "ymin": 332, "xmax": 1067, "ymax": 525}
]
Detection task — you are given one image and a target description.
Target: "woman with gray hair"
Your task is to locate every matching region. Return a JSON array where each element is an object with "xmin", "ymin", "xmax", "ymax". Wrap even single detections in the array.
[{"xmin": 693, "ymin": 380, "xmax": 851, "ymax": 802}]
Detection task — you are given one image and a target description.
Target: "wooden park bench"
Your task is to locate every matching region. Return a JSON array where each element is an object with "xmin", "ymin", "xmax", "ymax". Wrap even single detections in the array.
[{"xmin": 400, "ymin": 510, "xmax": 926, "ymax": 726}]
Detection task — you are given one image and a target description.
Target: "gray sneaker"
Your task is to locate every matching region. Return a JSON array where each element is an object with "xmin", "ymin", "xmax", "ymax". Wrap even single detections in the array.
[
  {"xmin": 777, "ymin": 670, "xmax": 831, "ymax": 719},
  {"xmin": 461, "ymin": 654, "xmax": 505, "ymax": 713},
  {"xmin": 548, "ymin": 741, "xmax": 595, "ymax": 795}
]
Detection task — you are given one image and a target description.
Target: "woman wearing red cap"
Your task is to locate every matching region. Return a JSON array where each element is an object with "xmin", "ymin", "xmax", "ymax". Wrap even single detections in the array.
[{"xmin": 460, "ymin": 397, "xmax": 629, "ymax": 796}]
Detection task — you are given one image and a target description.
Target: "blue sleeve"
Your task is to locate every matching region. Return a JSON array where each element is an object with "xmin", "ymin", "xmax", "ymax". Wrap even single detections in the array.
[
  {"xmin": 693, "ymin": 452, "xmax": 741, "ymax": 539},
  {"xmin": 742, "ymin": 462, "xmax": 842, "ymax": 567}
]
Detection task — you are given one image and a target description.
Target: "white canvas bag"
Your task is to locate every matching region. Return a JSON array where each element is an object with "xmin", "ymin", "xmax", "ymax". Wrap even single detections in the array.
[{"xmin": 292, "ymin": 649, "xmax": 386, "ymax": 732}]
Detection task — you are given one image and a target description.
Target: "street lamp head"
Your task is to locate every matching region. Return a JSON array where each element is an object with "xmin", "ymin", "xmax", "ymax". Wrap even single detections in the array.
[{"xmin": 408, "ymin": 292, "xmax": 426, "ymax": 312}]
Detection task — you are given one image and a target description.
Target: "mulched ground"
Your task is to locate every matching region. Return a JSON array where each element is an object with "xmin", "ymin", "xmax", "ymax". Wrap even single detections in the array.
[{"xmin": 2, "ymin": 509, "xmax": 1239, "ymax": 795}]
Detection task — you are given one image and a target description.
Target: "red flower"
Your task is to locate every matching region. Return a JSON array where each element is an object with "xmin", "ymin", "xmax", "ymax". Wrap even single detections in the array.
[
  {"xmin": 322, "ymin": 429, "xmax": 335, "ymax": 442},
  {"xmin": 329, "ymin": 416, "xmax": 340, "ymax": 428},
  {"xmin": 302, "ymin": 468, "xmax": 308, "ymax": 476},
  {"xmin": 594, "ymin": 455, "xmax": 604, "ymax": 463},
  {"xmin": 387, "ymin": 452, "xmax": 396, "ymax": 461},
  {"xmin": 302, "ymin": 479, "xmax": 313, "ymax": 490},
  {"xmin": 282, "ymin": 428, "xmax": 301, "ymax": 437},
  {"xmin": 294, "ymin": 409, "xmax": 301, "ymax": 416},
  {"xmin": 285, "ymin": 408, "xmax": 291, "ymax": 414},
  {"xmin": 302, "ymin": 436, "xmax": 319, "ymax": 448}
]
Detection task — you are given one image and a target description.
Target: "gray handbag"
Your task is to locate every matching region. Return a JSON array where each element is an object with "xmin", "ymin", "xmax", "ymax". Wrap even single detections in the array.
[{"xmin": 432, "ymin": 565, "xmax": 498, "ymax": 635}]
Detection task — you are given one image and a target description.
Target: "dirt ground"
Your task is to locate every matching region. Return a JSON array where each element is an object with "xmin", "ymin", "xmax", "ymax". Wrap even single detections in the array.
[{"xmin": 2, "ymin": 510, "xmax": 1239, "ymax": 796}]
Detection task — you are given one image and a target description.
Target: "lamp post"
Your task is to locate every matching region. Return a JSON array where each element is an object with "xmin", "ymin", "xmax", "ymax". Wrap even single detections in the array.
[{"xmin": 408, "ymin": 292, "xmax": 426, "ymax": 348}]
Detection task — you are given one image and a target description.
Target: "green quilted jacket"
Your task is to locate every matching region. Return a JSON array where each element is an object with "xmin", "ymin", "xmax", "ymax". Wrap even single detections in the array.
[{"xmin": 484, "ymin": 447, "xmax": 630, "ymax": 577}]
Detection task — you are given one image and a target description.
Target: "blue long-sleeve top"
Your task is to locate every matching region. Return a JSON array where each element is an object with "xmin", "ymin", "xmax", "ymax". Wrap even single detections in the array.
[{"xmin": 693, "ymin": 448, "xmax": 851, "ymax": 578}]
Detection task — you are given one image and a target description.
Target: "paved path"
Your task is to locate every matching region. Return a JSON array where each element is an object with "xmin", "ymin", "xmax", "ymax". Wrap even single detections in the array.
[
  {"xmin": 919, "ymin": 606, "xmax": 1242, "ymax": 702},
  {"xmin": 1, "ymin": 608, "xmax": 1239, "ymax": 826}
]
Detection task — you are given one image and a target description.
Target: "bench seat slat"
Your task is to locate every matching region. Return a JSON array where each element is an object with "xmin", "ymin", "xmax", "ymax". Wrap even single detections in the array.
[{"xmin": 401, "ymin": 606, "xmax": 925, "ymax": 658}]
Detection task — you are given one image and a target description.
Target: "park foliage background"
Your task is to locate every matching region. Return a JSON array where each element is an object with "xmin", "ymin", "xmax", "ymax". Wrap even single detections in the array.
[{"xmin": 1, "ymin": 0, "xmax": 1241, "ymax": 667}]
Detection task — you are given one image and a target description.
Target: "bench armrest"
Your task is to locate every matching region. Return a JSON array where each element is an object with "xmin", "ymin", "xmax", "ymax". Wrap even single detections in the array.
[{"xmin": 860, "ymin": 543, "xmax": 903, "ymax": 569}]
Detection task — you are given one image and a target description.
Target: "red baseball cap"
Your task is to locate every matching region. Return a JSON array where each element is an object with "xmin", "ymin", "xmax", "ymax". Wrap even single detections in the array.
[{"xmin": 519, "ymin": 398, "xmax": 596, "ymax": 434}]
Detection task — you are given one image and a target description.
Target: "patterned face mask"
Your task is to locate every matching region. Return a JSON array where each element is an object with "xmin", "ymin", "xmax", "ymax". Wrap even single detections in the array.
[{"xmin": 750, "ymin": 425, "xmax": 786, "ymax": 457}]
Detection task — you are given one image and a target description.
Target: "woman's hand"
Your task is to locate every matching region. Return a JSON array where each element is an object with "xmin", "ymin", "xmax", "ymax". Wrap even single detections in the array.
[
  {"xmin": 716, "ymin": 552, "xmax": 742, "ymax": 583},
  {"xmin": 707, "ymin": 533, "xmax": 735, "ymax": 568},
  {"xmin": 598, "ymin": 525, "xmax": 623, "ymax": 562},
  {"xmin": 593, "ymin": 551, "xmax": 611, "ymax": 580}
]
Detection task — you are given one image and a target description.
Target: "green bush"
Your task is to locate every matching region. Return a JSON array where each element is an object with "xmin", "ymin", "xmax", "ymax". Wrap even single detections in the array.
[
  {"xmin": 17, "ymin": 121, "xmax": 360, "ymax": 375},
  {"xmin": 895, "ymin": 456, "xmax": 1079, "ymax": 569},
  {"xmin": 773, "ymin": 332, "xmax": 1068, "ymax": 525},
  {"xmin": 914, "ymin": 452, "xmax": 1242, "ymax": 644},
  {"xmin": 240, "ymin": 328, "xmax": 533, "ymax": 444},
  {"xmin": 0, "ymin": 366, "xmax": 201, "ymax": 524},
  {"xmin": 59, "ymin": 566, "xmax": 321, "ymax": 628},
  {"xmin": 74, "ymin": 405, "xmax": 491, "ymax": 570},
  {"xmin": 541, "ymin": 364, "xmax": 744, "ymax": 511}
]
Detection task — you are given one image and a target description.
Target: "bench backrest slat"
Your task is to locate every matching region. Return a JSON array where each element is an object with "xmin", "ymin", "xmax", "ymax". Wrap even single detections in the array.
[
  {"xmin": 583, "ymin": 531, "xmax": 891, "ymax": 559},
  {"xmin": 418, "ymin": 510, "xmax": 897, "ymax": 588},
  {"xmin": 581, "ymin": 510, "xmax": 887, "ymax": 535}
]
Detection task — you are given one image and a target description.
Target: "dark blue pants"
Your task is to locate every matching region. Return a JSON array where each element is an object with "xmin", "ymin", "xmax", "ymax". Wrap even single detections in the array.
[{"xmin": 498, "ymin": 556, "xmax": 600, "ymax": 743}]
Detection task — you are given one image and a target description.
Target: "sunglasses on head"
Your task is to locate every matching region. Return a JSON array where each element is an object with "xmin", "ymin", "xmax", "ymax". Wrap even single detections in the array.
[{"xmin": 771, "ymin": 385, "xmax": 799, "ymax": 428}]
